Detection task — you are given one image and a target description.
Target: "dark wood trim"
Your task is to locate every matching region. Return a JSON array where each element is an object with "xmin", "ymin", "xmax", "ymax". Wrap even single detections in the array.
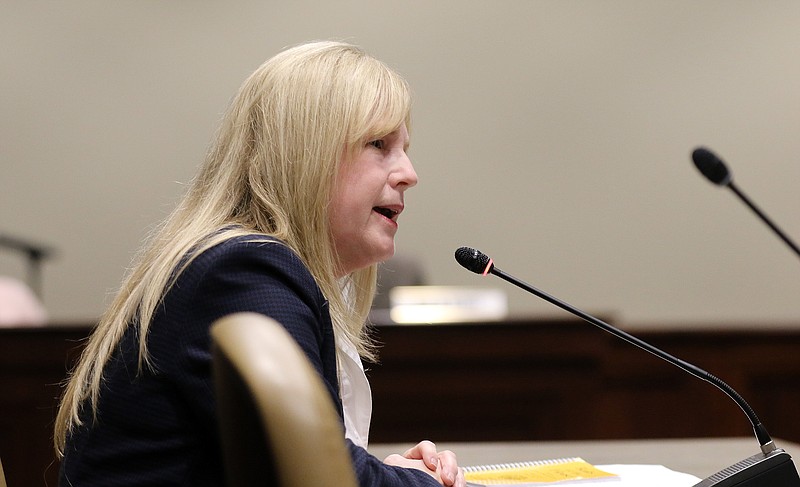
[
  {"xmin": 2, "ymin": 319, "xmax": 799, "ymax": 486},
  {"xmin": 367, "ymin": 320, "xmax": 800, "ymax": 445}
]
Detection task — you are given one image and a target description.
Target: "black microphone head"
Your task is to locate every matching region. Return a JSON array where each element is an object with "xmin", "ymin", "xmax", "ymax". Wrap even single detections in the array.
[
  {"xmin": 692, "ymin": 147, "xmax": 733, "ymax": 186},
  {"xmin": 455, "ymin": 247, "xmax": 493, "ymax": 275}
]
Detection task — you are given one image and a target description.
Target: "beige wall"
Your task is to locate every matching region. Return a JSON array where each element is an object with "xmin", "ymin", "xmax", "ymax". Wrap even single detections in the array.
[{"xmin": 2, "ymin": 0, "xmax": 799, "ymax": 328}]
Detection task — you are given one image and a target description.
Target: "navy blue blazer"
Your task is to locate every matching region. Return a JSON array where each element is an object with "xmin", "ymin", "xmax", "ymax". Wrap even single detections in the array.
[{"xmin": 60, "ymin": 235, "xmax": 438, "ymax": 487}]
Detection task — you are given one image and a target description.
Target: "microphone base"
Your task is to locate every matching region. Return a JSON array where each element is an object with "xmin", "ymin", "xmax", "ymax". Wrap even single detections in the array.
[{"xmin": 693, "ymin": 448, "xmax": 800, "ymax": 487}]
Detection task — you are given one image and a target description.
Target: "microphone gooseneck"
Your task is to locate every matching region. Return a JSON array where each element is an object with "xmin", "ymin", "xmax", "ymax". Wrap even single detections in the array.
[
  {"xmin": 455, "ymin": 247, "xmax": 800, "ymax": 486},
  {"xmin": 691, "ymin": 146, "xmax": 800, "ymax": 260},
  {"xmin": 454, "ymin": 246, "xmax": 775, "ymax": 454}
]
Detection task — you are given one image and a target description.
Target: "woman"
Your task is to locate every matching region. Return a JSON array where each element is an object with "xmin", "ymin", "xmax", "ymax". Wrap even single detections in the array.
[{"xmin": 55, "ymin": 41, "xmax": 464, "ymax": 487}]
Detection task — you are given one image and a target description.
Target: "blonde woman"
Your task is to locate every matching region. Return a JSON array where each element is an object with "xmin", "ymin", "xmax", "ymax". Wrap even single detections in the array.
[{"xmin": 55, "ymin": 41, "xmax": 464, "ymax": 487}]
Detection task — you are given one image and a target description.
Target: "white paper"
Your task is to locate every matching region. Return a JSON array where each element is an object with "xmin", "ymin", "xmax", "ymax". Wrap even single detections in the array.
[
  {"xmin": 465, "ymin": 463, "xmax": 701, "ymax": 486},
  {"xmin": 593, "ymin": 464, "xmax": 701, "ymax": 487}
]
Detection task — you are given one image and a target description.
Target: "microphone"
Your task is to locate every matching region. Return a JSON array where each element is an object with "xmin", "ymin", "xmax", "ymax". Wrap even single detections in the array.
[
  {"xmin": 691, "ymin": 147, "xmax": 800, "ymax": 260},
  {"xmin": 455, "ymin": 246, "xmax": 800, "ymax": 487}
]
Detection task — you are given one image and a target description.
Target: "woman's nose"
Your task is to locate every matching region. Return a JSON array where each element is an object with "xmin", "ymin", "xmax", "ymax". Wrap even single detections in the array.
[{"xmin": 394, "ymin": 152, "xmax": 418, "ymax": 189}]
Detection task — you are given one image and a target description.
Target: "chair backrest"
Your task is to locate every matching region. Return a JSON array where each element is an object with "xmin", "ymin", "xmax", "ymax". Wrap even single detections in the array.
[{"xmin": 211, "ymin": 312, "xmax": 358, "ymax": 487}]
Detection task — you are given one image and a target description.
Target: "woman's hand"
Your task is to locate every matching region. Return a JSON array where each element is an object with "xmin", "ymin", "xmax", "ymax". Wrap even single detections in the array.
[{"xmin": 383, "ymin": 440, "xmax": 465, "ymax": 487}]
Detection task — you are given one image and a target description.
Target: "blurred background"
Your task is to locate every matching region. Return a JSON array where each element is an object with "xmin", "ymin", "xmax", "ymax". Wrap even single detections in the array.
[{"xmin": 2, "ymin": 0, "xmax": 798, "ymax": 328}]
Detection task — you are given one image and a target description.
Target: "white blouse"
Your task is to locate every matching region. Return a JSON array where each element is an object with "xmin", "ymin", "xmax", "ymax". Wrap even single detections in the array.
[{"xmin": 336, "ymin": 332, "xmax": 373, "ymax": 449}]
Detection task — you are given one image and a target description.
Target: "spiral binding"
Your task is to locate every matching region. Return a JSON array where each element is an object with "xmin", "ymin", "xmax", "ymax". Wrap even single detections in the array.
[{"xmin": 464, "ymin": 458, "xmax": 584, "ymax": 473}]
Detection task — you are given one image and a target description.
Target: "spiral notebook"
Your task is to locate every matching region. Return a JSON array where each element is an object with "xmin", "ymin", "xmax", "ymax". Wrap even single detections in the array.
[{"xmin": 464, "ymin": 457, "xmax": 619, "ymax": 486}]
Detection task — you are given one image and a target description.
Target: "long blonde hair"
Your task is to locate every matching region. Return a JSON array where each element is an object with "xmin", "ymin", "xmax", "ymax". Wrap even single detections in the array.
[{"xmin": 54, "ymin": 40, "xmax": 412, "ymax": 455}]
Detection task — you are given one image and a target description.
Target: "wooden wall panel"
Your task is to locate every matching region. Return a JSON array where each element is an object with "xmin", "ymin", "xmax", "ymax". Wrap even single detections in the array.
[{"xmin": 2, "ymin": 319, "xmax": 799, "ymax": 486}]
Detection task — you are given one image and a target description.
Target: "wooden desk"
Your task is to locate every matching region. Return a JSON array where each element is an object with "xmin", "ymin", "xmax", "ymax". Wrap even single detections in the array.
[
  {"xmin": 369, "ymin": 437, "xmax": 800, "ymax": 479},
  {"xmin": 2, "ymin": 319, "xmax": 800, "ymax": 486},
  {"xmin": 367, "ymin": 319, "xmax": 800, "ymax": 443},
  {"xmin": 0, "ymin": 325, "xmax": 88, "ymax": 487}
]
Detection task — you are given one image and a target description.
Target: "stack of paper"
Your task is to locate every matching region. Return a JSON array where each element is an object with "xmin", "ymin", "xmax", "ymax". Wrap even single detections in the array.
[{"xmin": 463, "ymin": 457, "xmax": 700, "ymax": 486}]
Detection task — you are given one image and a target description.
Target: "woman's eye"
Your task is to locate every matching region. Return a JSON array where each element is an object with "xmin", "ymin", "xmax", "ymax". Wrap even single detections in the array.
[{"xmin": 367, "ymin": 139, "xmax": 385, "ymax": 150}]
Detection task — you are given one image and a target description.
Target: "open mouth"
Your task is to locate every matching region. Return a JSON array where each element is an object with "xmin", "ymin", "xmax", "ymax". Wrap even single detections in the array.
[{"xmin": 373, "ymin": 207, "xmax": 398, "ymax": 220}]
